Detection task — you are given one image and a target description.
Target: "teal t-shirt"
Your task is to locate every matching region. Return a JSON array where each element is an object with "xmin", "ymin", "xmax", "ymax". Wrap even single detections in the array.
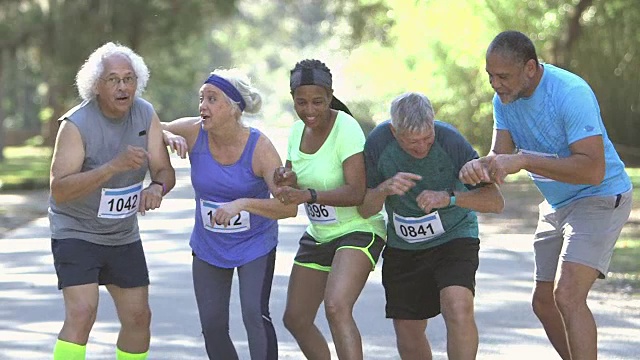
[
  {"xmin": 364, "ymin": 120, "xmax": 481, "ymax": 250},
  {"xmin": 287, "ymin": 111, "xmax": 386, "ymax": 242}
]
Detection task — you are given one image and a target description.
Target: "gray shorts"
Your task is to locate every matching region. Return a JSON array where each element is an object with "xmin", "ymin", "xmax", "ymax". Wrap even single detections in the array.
[{"xmin": 533, "ymin": 189, "xmax": 632, "ymax": 281}]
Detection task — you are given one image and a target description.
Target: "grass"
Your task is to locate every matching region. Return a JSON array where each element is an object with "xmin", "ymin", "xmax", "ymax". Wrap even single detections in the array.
[
  {"xmin": 606, "ymin": 238, "xmax": 640, "ymax": 290},
  {"xmin": 610, "ymin": 239, "xmax": 640, "ymax": 273},
  {"xmin": 0, "ymin": 146, "xmax": 51, "ymax": 191},
  {"xmin": 626, "ymin": 168, "xmax": 640, "ymax": 201},
  {"xmin": 611, "ymin": 167, "xmax": 640, "ymax": 287}
]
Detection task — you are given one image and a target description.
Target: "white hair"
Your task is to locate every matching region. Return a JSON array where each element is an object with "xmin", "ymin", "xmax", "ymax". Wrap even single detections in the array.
[
  {"xmin": 210, "ymin": 68, "xmax": 263, "ymax": 117},
  {"xmin": 75, "ymin": 42, "xmax": 150, "ymax": 101}
]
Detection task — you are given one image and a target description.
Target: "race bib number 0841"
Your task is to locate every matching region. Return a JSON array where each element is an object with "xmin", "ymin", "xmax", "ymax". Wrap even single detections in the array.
[{"xmin": 392, "ymin": 211, "xmax": 445, "ymax": 243}]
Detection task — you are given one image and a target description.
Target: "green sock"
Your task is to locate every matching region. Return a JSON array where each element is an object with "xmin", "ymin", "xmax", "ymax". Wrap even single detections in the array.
[
  {"xmin": 116, "ymin": 347, "xmax": 149, "ymax": 360},
  {"xmin": 53, "ymin": 339, "xmax": 86, "ymax": 360}
]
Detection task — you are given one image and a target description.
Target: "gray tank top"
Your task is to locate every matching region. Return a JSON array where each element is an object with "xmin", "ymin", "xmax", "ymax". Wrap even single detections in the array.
[{"xmin": 48, "ymin": 98, "xmax": 154, "ymax": 245}]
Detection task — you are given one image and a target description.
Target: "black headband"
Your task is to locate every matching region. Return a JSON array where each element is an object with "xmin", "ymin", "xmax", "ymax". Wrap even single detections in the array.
[{"xmin": 290, "ymin": 68, "xmax": 332, "ymax": 92}]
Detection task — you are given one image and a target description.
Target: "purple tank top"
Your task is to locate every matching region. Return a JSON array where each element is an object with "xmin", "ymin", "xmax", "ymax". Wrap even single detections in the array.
[{"xmin": 189, "ymin": 127, "xmax": 277, "ymax": 268}]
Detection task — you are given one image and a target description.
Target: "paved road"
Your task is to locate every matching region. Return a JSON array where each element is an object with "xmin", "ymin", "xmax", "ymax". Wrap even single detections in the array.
[{"xmin": 1, "ymin": 129, "xmax": 639, "ymax": 359}]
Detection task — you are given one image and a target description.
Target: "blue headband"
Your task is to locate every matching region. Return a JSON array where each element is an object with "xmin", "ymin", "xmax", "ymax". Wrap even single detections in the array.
[{"xmin": 204, "ymin": 74, "xmax": 246, "ymax": 111}]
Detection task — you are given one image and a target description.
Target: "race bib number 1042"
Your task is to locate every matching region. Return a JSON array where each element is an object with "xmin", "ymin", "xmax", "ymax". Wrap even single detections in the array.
[{"xmin": 97, "ymin": 182, "xmax": 143, "ymax": 219}]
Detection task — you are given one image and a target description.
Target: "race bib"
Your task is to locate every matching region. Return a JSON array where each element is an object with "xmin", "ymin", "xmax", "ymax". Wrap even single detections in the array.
[
  {"xmin": 393, "ymin": 211, "xmax": 445, "ymax": 243},
  {"xmin": 97, "ymin": 182, "xmax": 143, "ymax": 219},
  {"xmin": 304, "ymin": 203, "xmax": 338, "ymax": 225},
  {"xmin": 200, "ymin": 199, "xmax": 250, "ymax": 233},
  {"xmin": 518, "ymin": 149, "xmax": 558, "ymax": 182}
]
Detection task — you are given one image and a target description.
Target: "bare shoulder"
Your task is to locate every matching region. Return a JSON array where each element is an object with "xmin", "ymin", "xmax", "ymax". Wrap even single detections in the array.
[
  {"xmin": 252, "ymin": 131, "xmax": 282, "ymax": 177},
  {"xmin": 255, "ymin": 131, "xmax": 280, "ymax": 155},
  {"xmin": 58, "ymin": 118, "xmax": 79, "ymax": 133},
  {"xmin": 55, "ymin": 120, "xmax": 82, "ymax": 149},
  {"xmin": 51, "ymin": 120, "xmax": 85, "ymax": 177}
]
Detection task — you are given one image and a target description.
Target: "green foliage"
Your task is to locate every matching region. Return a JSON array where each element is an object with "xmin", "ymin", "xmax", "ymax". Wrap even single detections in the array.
[
  {"xmin": 24, "ymin": 135, "xmax": 44, "ymax": 147},
  {"xmin": 0, "ymin": 0, "xmax": 399, "ymax": 137},
  {"xmin": 1, "ymin": 0, "xmax": 638, "ymax": 158},
  {"xmin": 0, "ymin": 0, "xmax": 241, "ymax": 147},
  {"xmin": 164, "ymin": 0, "xmax": 396, "ymax": 127},
  {"xmin": 347, "ymin": 100, "xmax": 378, "ymax": 136},
  {"xmin": 430, "ymin": 41, "xmax": 495, "ymax": 155},
  {"xmin": 567, "ymin": 0, "xmax": 640, "ymax": 156}
]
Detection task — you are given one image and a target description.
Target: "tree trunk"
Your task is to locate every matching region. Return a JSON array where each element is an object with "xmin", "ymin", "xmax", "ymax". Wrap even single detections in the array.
[
  {"xmin": 0, "ymin": 48, "xmax": 6, "ymax": 162},
  {"xmin": 552, "ymin": 0, "xmax": 594, "ymax": 67},
  {"xmin": 42, "ymin": 0, "xmax": 63, "ymax": 148}
]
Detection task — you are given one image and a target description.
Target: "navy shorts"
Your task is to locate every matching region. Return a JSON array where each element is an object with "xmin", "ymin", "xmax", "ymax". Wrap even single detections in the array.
[
  {"xmin": 382, "ymin": 237, "xmax": 479, "ymax": 320},
  {"xmin": 51, "ymin": 238, "xmax": 149, "ymax": 290}
]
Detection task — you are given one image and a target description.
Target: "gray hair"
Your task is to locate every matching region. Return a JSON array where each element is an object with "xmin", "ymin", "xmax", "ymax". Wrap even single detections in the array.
[
  {"xmin": 75, "ymin": 42, "xmax": 150, "ymax": 101},
  {"xmin": 487, "ymin": 31, "xmax": 539, "ymax": 66},
  {"xmin": 210, "ymin": 68, "xmax": 262, "ymax": 117},
  {"xmin": 390, "ymin": 92, "xmax": 435, "ymax": 134}
]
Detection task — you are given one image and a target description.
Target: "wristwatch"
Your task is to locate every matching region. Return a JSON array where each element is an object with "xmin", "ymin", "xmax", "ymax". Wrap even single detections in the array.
[
  {"xmin": 448, "ymin": 188, "xmax": 456, "ymax": 206},
  {"xmin": 307, "ymin": 188, "xmax": 317, "ymax": 204}
]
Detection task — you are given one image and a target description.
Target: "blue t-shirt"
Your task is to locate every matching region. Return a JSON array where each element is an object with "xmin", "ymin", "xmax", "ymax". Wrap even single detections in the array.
[{"xmin": 494, "ymin": 64, "xmax": 631, "ymax": 208}]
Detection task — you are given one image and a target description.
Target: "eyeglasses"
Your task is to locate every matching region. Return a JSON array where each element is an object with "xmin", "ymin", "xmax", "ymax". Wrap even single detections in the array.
[{"xmin": 101, "ymin": 75, "xmax": 137, "ymax": 88}]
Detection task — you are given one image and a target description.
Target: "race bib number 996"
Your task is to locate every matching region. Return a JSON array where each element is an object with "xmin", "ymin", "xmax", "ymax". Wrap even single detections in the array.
[{"xmin": 304, "ymin": 203, "xmax": 338, "ymax": 225}]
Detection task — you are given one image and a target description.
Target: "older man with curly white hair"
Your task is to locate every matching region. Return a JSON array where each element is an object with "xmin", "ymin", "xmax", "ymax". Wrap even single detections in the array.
[{"xmin": 48, "ymin": 42, "xmax": 175, "ymax": 360}]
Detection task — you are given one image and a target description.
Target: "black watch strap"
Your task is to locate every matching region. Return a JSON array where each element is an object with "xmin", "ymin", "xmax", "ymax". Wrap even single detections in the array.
[{"xmin": 307, "ymin": 188, "xmax": 317, "ymax": 204}]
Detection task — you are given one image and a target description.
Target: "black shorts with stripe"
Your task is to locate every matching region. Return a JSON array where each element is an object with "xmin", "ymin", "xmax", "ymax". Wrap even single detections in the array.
[{"xmin": 294, "ymin": 231, "xmax": 385, "ymax": 272}]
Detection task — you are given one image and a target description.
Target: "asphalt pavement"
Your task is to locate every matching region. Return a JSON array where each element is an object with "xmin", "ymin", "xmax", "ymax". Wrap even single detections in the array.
[{"xmin": 1, "ymin": 126, "xmax": 639, "ymax": 359}]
